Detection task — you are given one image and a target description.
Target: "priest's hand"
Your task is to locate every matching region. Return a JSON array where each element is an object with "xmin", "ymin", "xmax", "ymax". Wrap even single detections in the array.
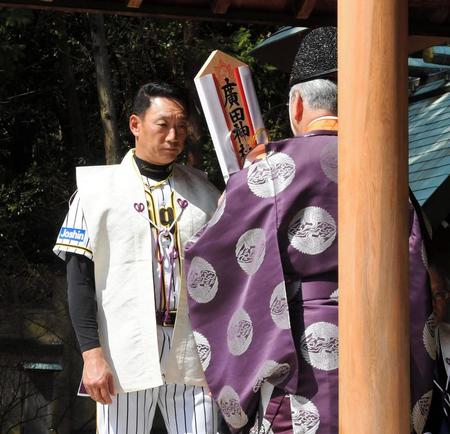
[{"xmin": 82, "ymin": 347, "xmax": 116, "ymax": 404}]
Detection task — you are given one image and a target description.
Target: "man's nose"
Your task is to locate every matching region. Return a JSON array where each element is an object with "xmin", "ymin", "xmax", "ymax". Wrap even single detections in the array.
[{"xmin": 166, "ymin": 127, "xmax": 178, "ymax": 142}]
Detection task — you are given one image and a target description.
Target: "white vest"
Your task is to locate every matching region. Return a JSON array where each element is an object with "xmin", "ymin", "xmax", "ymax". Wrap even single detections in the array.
[{"xmin": 76, "ymin": 150, "xmax": 219, "ymax": 393}]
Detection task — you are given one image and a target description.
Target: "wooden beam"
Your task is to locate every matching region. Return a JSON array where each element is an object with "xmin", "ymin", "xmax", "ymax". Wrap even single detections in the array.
[
  {"xmin": 0, "ymin": 0, "xmax": 449, "ymax": 36},
  {"xmin": 408, "ymin": 35, "xmax": 449, "ymax": 53},
  {"xmin": 339, "ymin": 0, "xmax": 410, "ymax": 432},
  {"xmin": 294, "ymin": 0, "xmax": 317, "ymax": 19},
  {"xmin": 210, "ymin": 0, "xmax": 231, "ymax": 14},
  {"xmin": 127, "ymin": 0, "xmax": 143, "ymax": 8},
  {"xmin": 0, "ymin": 1, "xmax": 335, "ymax": 27}
]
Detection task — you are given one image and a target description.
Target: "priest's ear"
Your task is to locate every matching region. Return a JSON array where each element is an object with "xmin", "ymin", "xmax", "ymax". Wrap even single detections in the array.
[
  {"xmin": 291, "ymin": 91, "xmax": 304, "ymax": 124},
  {"xmin": 129, "ymin": 114, "xmax": 142, "ymax": 138},
  {"xmin": 289, "ymin": 90, "xmax": 304, "ymax": 136}
]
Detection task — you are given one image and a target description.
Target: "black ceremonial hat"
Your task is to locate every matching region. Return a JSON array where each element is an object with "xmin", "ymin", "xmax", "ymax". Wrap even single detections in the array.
[{"xmin": 289, "ymin": 26, "xmax": 337, "ymax": 87}]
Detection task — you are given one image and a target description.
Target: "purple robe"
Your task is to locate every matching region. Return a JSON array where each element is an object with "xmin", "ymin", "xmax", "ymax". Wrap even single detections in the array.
[
  {"xmin": 185, "ymin": 131, "xmax": 434, "ymax": 434},
  {"xmin": 408, "ymin": 193, "xmax": 436, "ymax": 434}
]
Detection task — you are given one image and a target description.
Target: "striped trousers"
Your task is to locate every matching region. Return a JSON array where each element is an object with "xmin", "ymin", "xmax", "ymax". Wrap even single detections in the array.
[{"xmin": 97, "ymin": 326, "xmax": 218, "ymax": 434}]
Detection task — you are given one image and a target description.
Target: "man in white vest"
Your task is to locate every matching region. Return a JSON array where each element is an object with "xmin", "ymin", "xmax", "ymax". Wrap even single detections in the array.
[{"xmin": 54, "ymin": 82, "xmax": 220, "ymax": 434}]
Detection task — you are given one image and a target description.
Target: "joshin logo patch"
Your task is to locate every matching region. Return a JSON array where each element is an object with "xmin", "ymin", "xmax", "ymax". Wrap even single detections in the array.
[{"xmin": 59, "ymin": 227, "xmax": 86, "ymax": 242}]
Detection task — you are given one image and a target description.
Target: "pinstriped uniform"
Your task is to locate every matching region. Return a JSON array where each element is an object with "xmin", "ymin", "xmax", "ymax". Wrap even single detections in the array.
[
  {"xmin": 97, "ymin": 325, "xmax": 218, "ymax": 434},
  {"xmin": 55, "ymin": 174, "xmax": 218, "ymax": 434}
]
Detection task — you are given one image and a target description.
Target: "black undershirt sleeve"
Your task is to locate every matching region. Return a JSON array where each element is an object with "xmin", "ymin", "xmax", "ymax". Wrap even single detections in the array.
[{"xmin": 66, "ymin": 252, "xmax": 100, "ymax": 352}]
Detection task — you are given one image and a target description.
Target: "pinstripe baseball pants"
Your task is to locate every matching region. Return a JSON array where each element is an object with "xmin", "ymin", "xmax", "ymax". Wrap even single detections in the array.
[{"xmin": 96, "ymin": 326, "xmax": 219, "ymax": 434}]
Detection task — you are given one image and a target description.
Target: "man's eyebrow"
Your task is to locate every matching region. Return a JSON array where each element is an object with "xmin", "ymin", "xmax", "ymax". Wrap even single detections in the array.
[{"xmin": 156, "ymin": 113, "xmax": 187, "ymax": 120}]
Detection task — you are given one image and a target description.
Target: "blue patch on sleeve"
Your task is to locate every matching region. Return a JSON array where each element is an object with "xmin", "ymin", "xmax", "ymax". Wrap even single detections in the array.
[{"xmin": 59, "ymin": 227, "xmax": 86, "ymax": 242}]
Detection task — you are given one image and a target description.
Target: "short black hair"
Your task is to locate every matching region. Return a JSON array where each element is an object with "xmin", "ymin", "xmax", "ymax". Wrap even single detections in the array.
[{"xmin": 132, "ymin": 82, "xmax": 191, "ymax": 117}]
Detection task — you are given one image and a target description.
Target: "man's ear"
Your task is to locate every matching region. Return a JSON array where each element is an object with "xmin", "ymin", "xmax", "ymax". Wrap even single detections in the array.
[
  {"xmin": 293, "ymin": 92, "xmax": 304, "ymax": 123},
  {"xmin": 129, "ymin": 114, "xmax": 141, "ymax": 138}
]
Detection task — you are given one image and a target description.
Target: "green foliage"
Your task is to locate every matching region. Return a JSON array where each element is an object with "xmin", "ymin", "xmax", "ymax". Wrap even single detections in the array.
[
  {"xmin": 0, "ymin": 158, "xmax": 71, "ymax": 304},
  {"xmin": 0, "ymin": 9, "xmax": 290, "ymax": 305},
  {"xmin": 0, "ymin": 9, "xmax": 33, "ymax": 78}
]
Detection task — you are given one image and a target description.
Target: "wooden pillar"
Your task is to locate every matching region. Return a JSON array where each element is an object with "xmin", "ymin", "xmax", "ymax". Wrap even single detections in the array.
[{"xmin": 338, "ymin": 0, "xmax": 410, "ymax": 433}]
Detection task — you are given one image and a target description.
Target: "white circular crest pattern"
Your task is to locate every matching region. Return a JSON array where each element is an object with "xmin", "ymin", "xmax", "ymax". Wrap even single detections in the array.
[
  {"xmin": 270, "ymin": 282, "xmax": 290, "ymax": 329},
  {"xmin": 288, "ymin": 207, "xmax": 336, "ymax": 255},
  {"xmin": 300, "ymin": 322, "xmax": 338, "ymax": 371},
  {"xmin": 329, "ymin": 289, "xmax": 338, "ymax": 301},
  {"xmin": 250, "ymin": 418, "xmax": 274, "ymax": 434},
  {"xmin": 235, "ymin": 228, "xmax": 266, "ymax": 275},
  {"xmin": 319, "ymin": 142, "xmax": 338, "ymax": 183},
  {"xmin": 252, "ymin": 360, "xmax": 291, "ymax": 392},
  {"xmin": 193, "ymin": 331, "xmax": 211, "ymax": 371},
  {"xmin": 290, "ymin": 395, "xmax": 320, "ymax": 434},
  {"xmin": 411, "ymin": 390, "xmax": 433, "ymax": 434},
  {"xmin": 247, "ymin": 152, "xmax": 296, "ymax": 198},
  {"xmin": 208, "ymin": 195, "xmax": 226, "ymax": 227},
  {"xmin": 227, "ymin": 308, "xmax": 253, "ymax": 356},
  {"xmin": 187, "ymin": 257, "xmax": 218, "ymax": 303},
  {"xmin": 423, "ymin": 314, "xmax": 436, "ymax": 360},
  {"xmin": 218, "ymin": 385, "xmax": 248, "ymax": 429}
]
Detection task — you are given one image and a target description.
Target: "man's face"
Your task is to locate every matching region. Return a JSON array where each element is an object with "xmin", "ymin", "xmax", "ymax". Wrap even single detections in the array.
[{"xmin": 130, "ymin": 97, "xmax": 188, "ymax": 165}]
